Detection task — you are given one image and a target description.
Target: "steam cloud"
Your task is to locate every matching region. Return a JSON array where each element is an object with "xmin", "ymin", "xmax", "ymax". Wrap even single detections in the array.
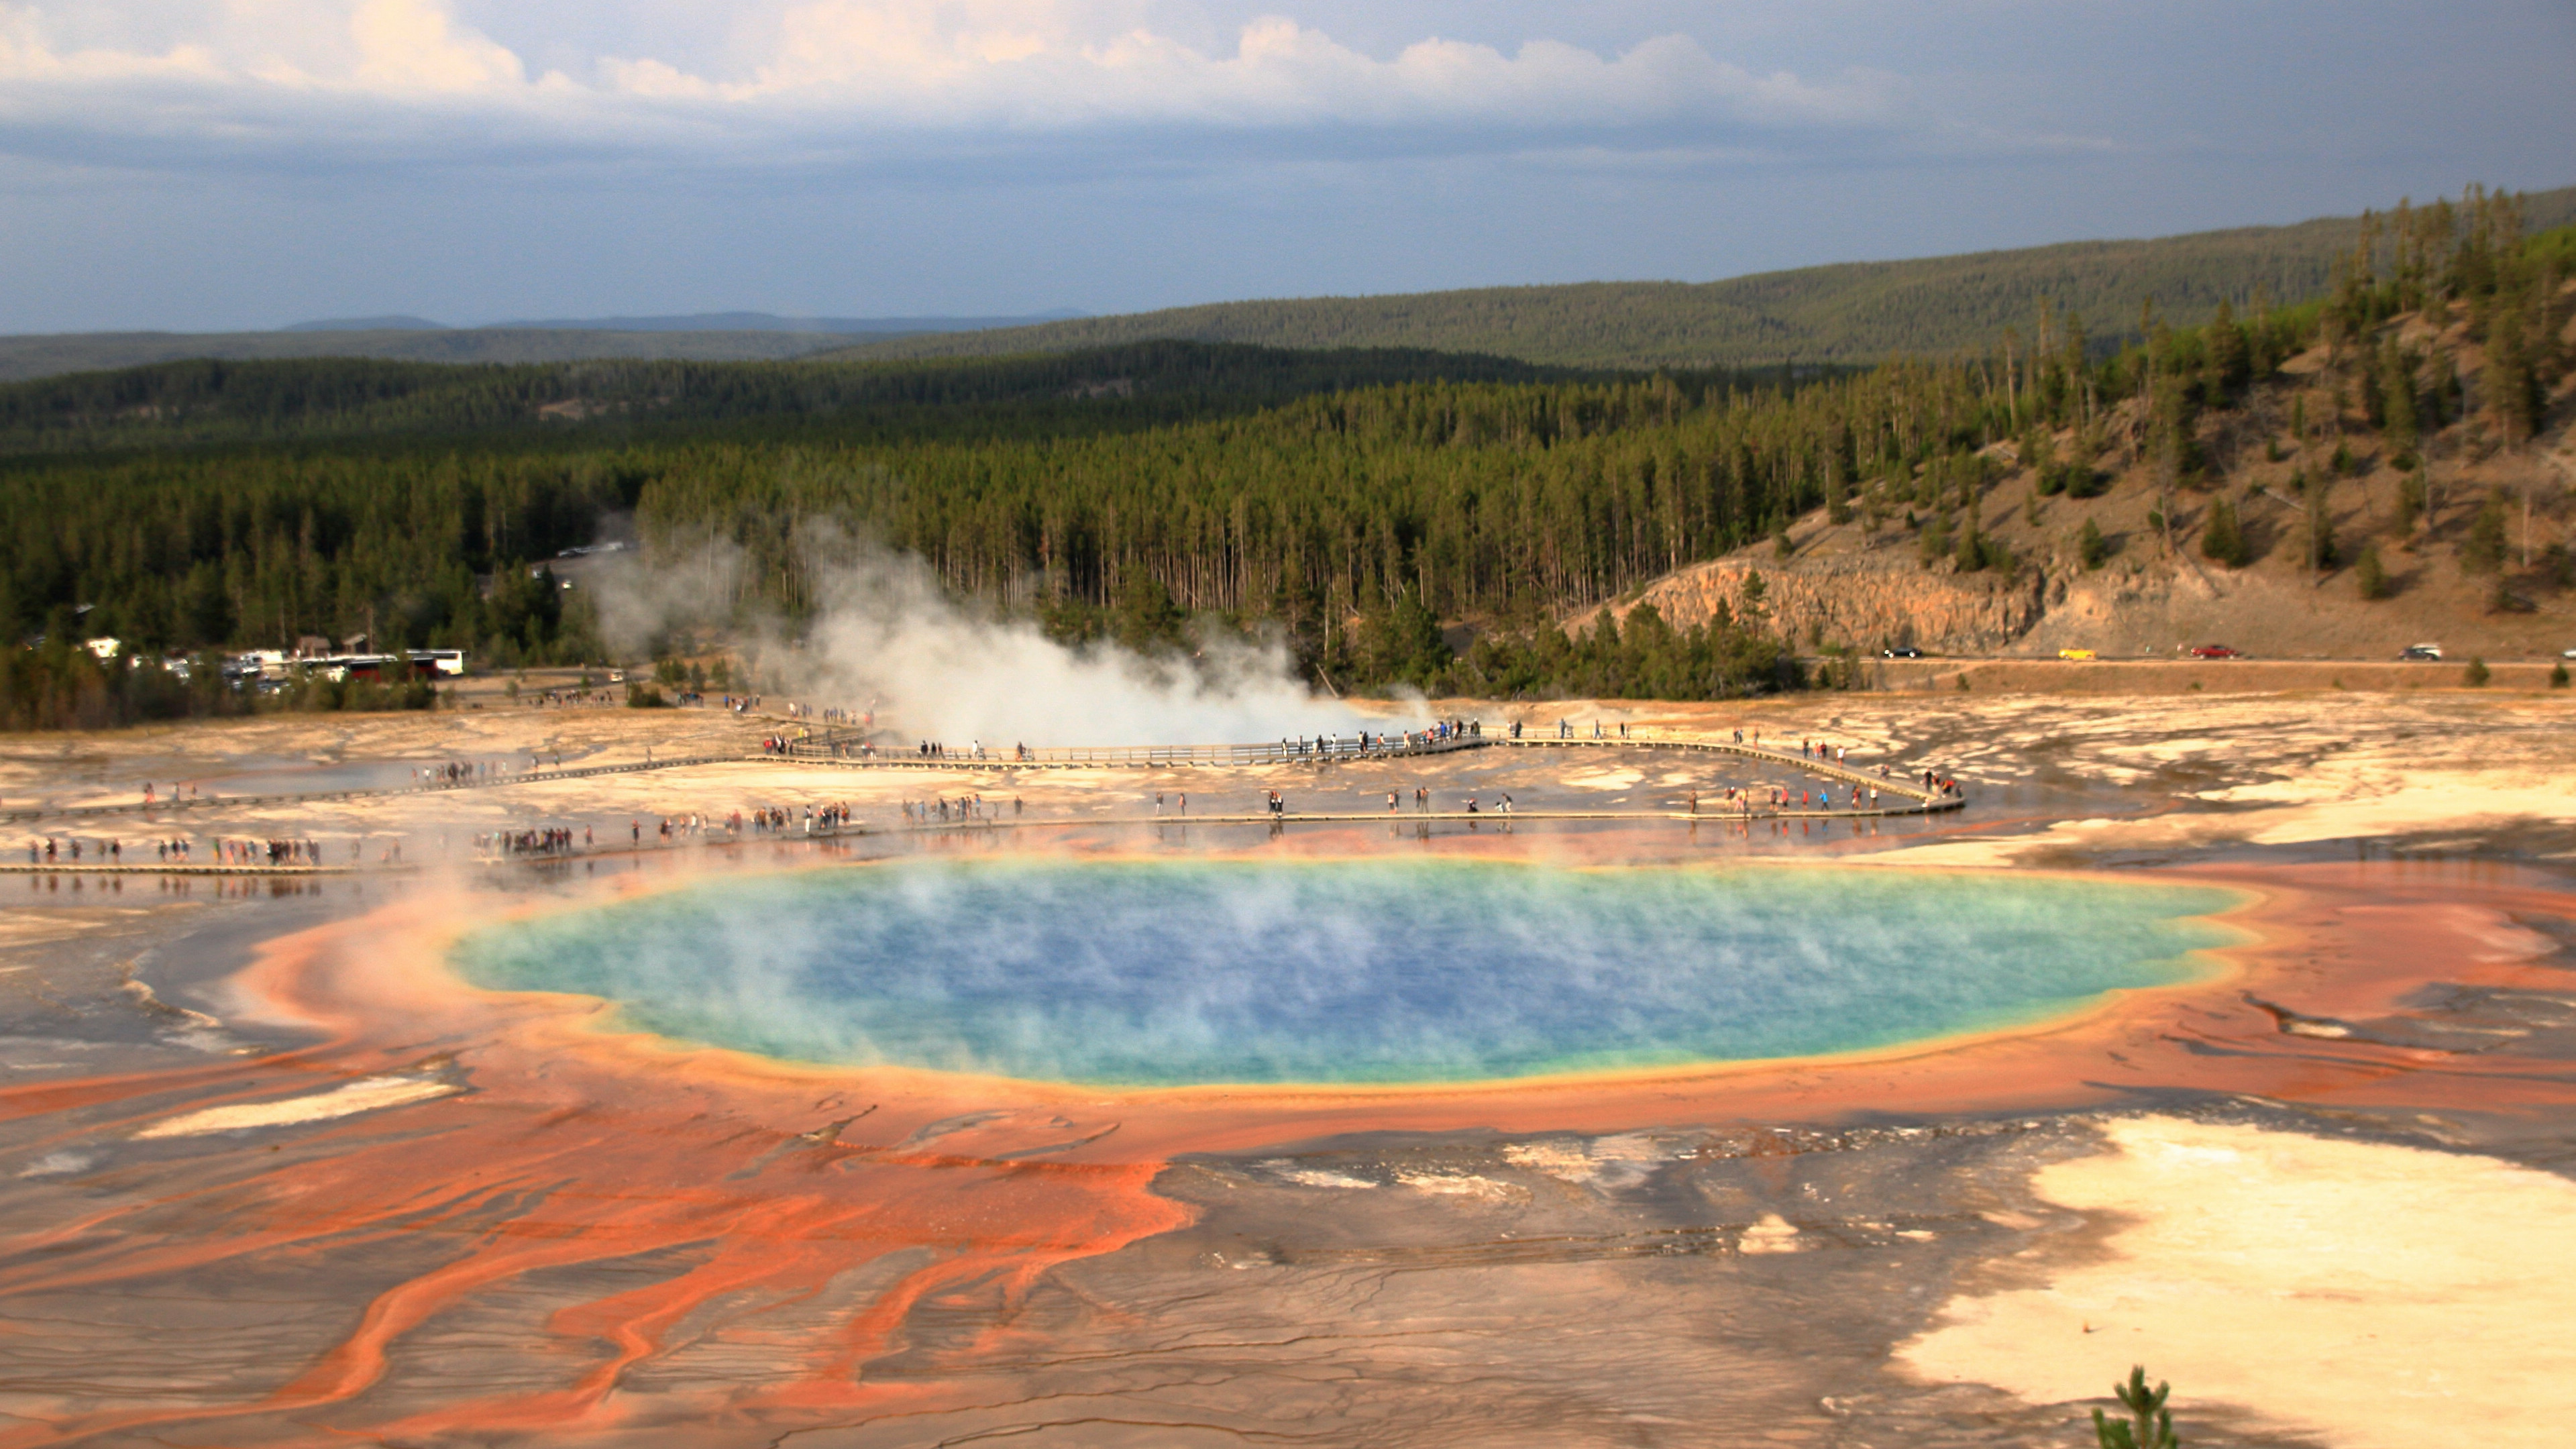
[{"xmin": 593, "ymin": 533, "xmax": 1384, "ymax": 747}]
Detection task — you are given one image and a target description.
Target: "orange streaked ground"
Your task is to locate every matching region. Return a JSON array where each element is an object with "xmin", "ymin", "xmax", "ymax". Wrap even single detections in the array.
[{"xmin": 1, "ymin": 841, "xmax": 2568, "ymax": 1444}]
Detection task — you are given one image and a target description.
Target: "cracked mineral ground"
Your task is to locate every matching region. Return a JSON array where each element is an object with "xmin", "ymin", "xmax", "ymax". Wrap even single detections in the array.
[{"xmin": 1, "ymin": 692, "xmax": 2571, "ymax": 1449}]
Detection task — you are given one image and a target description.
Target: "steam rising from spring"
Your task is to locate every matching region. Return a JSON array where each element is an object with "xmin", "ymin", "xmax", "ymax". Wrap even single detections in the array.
[
  {"xmin": 453, "ymin": 861, "xmax": 2241, "ymax": 1086},
  {"xmin": 593, "ymin": 531, "xmax": 1381, "ymax": 745},
  {"xmin": 800, "ymin": 547, "xmax": 1375, "ymax": 745}
]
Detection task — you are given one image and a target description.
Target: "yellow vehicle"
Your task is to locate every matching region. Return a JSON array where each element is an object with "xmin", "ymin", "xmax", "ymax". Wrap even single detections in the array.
[{"xmin": 2058, "ymin": 647, "xmax": 2097, "ymax": 661}]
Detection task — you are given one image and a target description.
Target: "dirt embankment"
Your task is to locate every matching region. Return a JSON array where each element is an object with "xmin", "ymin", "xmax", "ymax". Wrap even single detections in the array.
[{"xmin": 1577, "ymin": 552, "xmax": 2050, "ymax": 653}]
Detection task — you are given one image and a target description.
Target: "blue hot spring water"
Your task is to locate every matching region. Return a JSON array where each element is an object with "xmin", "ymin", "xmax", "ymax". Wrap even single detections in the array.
[{"xmin": 451, "ymin": 861, "xmax": 2239, "ymax": 1086}]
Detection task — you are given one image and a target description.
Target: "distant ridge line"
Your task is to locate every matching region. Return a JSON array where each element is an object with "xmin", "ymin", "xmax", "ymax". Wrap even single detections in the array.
[
  {"xmin": 0, "ymin": 312, "xmax": 1097, "ymax": 383},
  {"xmin": 818, "ymin": 185, "xmax": 2576, "ymax": 371},
  {"xmin": 7, "ymin": 185, "xmax": 2568, "ymax": 382},
  {"xmin": 479, "ymin": 310, "xmax": 1087, "ymax": 335}
]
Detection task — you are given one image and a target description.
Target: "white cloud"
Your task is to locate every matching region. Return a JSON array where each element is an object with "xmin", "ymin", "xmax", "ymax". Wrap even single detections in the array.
[
  {"xmin": 636, "ymin": 6, "xmax": 1898, "ymax": 132},
  {"xmin": 0, "ymin": 0, "xmax": 1926, "ymax": 171},
  {"xmin": 348, "ymin": 0, "xmax": 524, "ymax": 93}
]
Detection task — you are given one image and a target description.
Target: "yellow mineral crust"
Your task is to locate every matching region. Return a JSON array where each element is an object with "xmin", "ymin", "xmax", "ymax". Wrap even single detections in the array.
[{"xmin": 1899, "ymin": 1116, "xmax": 2576, "ymax": 1449}]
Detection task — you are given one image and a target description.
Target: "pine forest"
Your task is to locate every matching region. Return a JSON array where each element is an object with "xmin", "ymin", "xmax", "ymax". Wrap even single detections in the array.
[{"xmin": 2, "ymin": 186, "xmax": 2566, "ymax": 728}]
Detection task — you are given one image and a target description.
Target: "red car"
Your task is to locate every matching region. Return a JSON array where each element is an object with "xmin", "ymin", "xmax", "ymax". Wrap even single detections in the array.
[{"xmin": 2189, "ymin": 644, "xmax": 2243, "ymax": 659}]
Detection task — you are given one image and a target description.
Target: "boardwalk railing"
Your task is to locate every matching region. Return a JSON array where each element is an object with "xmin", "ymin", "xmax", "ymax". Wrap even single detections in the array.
[
  {"xmin": 0, "ymin": 754, "xmax": 742, "ymax": 825},
  {"xmin": 775, "ymin": 724, "xmax": 1955, "ymax": 806},
  {"xmin": 1495, "ymin": 733, "xmax": 1949, "ymax": 803},
  {"xmin": 777, "ymin": 729, "xmax": 1488, "ymax": 769},
  {"xmin": 10, "ymin": 724, "xmax": 1956, "ymax": 825}
]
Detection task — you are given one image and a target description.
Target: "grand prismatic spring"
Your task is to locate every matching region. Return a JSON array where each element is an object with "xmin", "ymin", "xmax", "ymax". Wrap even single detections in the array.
[
  {"xmin": 2, "ymin": 694, "xmax": 2574, "ymax": 1449},
  {"xmin": 453, "ymin": 862, "xmax": 2239, "ymax": 1085}
]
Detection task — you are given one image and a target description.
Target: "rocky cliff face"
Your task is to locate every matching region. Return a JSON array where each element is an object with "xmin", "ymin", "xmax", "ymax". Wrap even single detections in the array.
[{"xmin": 1587, "ymin": 549, "xmax": 2057, "ymax": 654}]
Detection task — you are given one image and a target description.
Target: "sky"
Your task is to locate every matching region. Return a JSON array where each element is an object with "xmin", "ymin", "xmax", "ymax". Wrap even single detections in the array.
[{"xmin": 3, "ymin": 0, "xmax": 2571, "ymax": 333}]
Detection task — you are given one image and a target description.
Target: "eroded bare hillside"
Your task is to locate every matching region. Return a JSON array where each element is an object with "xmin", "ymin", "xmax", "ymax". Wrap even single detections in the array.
[{"xmin": 1591, "ymin": 282, "xmax": 2576, "ymax": 661}]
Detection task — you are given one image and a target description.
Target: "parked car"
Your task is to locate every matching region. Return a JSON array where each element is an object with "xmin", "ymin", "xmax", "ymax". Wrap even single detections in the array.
[
  {"xmin": 1882, "ymin": 645, "xmax": 1923, "ymax": 658},
  {"xmin": 2188, "ymin": 644, "xmax": 2243, "ymax": 659},
  {"xmin": 2058, "ymin": 648, "xmax": 2097, "ymax": 661},
  {"xmin": 2400, "ymin": 644, "xmax": 2443, "ymax": 661}
]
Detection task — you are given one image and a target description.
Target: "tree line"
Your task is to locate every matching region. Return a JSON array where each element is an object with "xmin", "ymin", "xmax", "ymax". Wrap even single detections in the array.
[{"xmin": 2, "ymin": 191, "xmax": 2565, "ymax": 729}]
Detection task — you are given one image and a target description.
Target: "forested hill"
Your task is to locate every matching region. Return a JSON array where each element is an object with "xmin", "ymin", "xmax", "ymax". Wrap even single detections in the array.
[
  {"xmin": 3, "ymin": 182, "xmax": 2564, "ymax": 733},
  {"xmin": 0, "ymin": 341, "xmax": 1580, "ymax": 453},
  {"xmin": 825, "ymin": 185, "xmax": 2576, "ymax": 371}
]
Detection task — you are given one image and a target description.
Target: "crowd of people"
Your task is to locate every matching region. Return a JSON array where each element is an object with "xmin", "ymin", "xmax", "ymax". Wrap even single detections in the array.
[
  {"xmin": 23, "ymin": 835, "xmax": 417, "ymax": 866},
  {"xmin": 9, "ymin": 706, "xmax": 1980, "ymax": 881},
  {"xmin": 1268, "ymin": 719, "xmax": 1482, "ymax": 761},
  {"xmin": 26, "ymin": 837, "xmax": 121, "ymax": 863},
  {"xmin": 775, "ymin": 701, "xmax": 866, "ymax": 723},
  {"xmin": 482, "ymin": 827, "xmax": 582, "ymax": 857},
  {"xmin": 221, "ymin": 837, "xmax": 323, "ymax": 865},
  {"xmin": 417, "ymin": 759, "xmax": 534, "ymax": 786},
  {"xmin": 740, "ymin": 803, "xmax": 863, "ymax": 833},
  {"xmin": 902, "ymin": 796, "xmax": 1012, "ymax": 825},
  {"xmin": 1695, "ymin": 784, "xmax": 1885, "ymax": 813}
]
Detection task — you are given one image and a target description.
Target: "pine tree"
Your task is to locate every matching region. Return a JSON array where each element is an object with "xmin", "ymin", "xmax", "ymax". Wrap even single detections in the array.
[
  {"xmin": 2355, "ymin": 542, "xmax": 2391, "ymax": 600},
  {"xmin": 2092, "ymin": 1366, "xmax": 2178, "ymax": 1449},
  {"xmin": 2463, "ymin": 491, "xmax": 2510, "ymax": 572},
  {"xmin": 2381, "ymin": 341, "xmax": 2420, "ymax": 462},
  {"xmin": 1955, "ymin": 522, "xmax": 1986, "ymax": 574},
  {"xmin": 2205, "ymin": 300, "xmax": 2249, "ymax": 398},
  {"xmin": 2078, "ymin": 518, "xmax": 2108, "ymax": 570},
  {"xmin": 2484, "ymin": 311, "xmax": 2541, "ymax": 448},
  {"xmin": 1827, "ymin": 425, "xmax": 1856, "ymax": 523},
  {"xmin": 2200, "ymin": 498, "xmax": 2248, "ymax": 568}
]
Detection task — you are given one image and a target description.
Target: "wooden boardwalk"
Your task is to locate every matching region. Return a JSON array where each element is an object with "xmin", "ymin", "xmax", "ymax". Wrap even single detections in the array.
[
  {"xmin": 4, "ymin": 731, "xmax": 1958, "ymax": 828},
  {"xmin": 1, "ymin": 800, "xmax": 1925, "ymax": 879},
  {"xmin": 782, "ymin": 730, "xmax": 1956, "ymax": 806},
  {"xmin": 0, "ymin": 754, "xmax": 743, "ymax": 825}
]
